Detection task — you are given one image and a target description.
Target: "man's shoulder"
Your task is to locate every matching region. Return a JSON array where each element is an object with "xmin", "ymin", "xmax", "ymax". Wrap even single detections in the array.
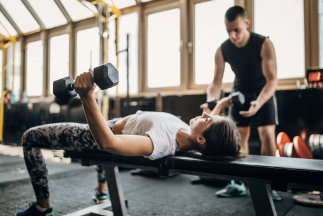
[{"xmin": 251, "ymin": 32, "xmax": 268, "ymax": 41}]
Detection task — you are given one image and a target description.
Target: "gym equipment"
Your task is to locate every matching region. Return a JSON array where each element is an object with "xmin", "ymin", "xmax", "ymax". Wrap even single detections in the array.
[
  {"xmin": 282, "ymin": 142, "xmax": 295, "ymax": 157},
  {"xmin": 276, "ymin": 132, "xmax": 314, "ymax": 158},
  {"xmin": 64, "ymin": 150, "xmax": 323, "ymax": 216},
  {"xmin": 207, "ymin": 91, "xmax": 245, "ymax": 110},
  {"xmin": 230, "ymin": 91, "xmax": 245, "ymax": 106},
  {"xmin": 293, "ymin": 136, "xmax": 313, "ymax": 159},
  {"xmin": 306, "ymin": 68, "xmax": 323, "ymax": 88},
  {"xmin": 293, "ymin": 192, "xmax": 323, "ymax": 207},
  {"xmin": 309, "ymin": 134, "xmax": 323, "ymax": 159},
  {"xmin": 276, "ymin": 132, "xmax": 291, "ymax": 157},
  {"xmin": 53, "ymin": 63, "xmax": 119, "ymax": 105}
]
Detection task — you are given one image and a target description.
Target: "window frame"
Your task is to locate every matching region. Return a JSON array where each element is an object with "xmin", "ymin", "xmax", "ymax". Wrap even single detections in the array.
[
  {"xmin": 142, "ymin": 0, "xmax": 184, "ymax": 92},
  {"xmin": 14, "ymin": 0, "xmax": 322, "ymax": 100}
]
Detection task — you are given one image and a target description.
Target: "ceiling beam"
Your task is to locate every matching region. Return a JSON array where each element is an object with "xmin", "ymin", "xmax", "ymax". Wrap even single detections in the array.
[
  {"xmin": 0, "ymin": 2, "xmax": 22, "ymax": 35},
  {"xmin": 54, "ymin": 0, "xmax": 72, "ymax": 23},
  {"xmin": 21, "ymin": 0, "xmax": 45, "ymax": 29}
]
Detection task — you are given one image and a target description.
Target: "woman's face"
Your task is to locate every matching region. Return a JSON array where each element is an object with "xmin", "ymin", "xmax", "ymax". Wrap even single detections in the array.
[{"xmin": 189, "ymin": 113, "xmax": 223, "ymax": 136}]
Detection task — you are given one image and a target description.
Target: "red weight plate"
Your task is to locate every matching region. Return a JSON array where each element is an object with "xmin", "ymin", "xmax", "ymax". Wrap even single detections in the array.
[
  {"xmin": 293, "ymin": 136, "xmax": 313, "ymax": 159},
  {"xmin": 277, "ymin": 132, "xmax": 291, "ymax": 156}
]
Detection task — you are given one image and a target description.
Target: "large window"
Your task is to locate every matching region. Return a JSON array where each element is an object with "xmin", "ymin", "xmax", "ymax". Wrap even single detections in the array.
[
  {"xmin": 0, "ymin": 50, "xmax": 2, "ymax": 94},
  {"xmin": 13, "ymin": 42, "xmax": 21, "ymax": 101},
  {"xmin": 26, "ymin": 41, "xmax": 43, "ymax": 96},
  {"xmin": 320, "ymin": 0, "xmax": 323, "ymax": 67},
  {"xmin": 107, "ymin": 19, "xmax": 118, "ymax": 96},
  {"xmin": 254, "ymin": 0, "xmax": 305, "ymax": 79},
  {"xmin": 147, "ymin": 8, "xmax": 180, "ymax": 88},
  {"xmin": 76, "ymin": 27, "xmax": 99, "ymax": 76},
  {"xmin": 194, "ymin": 0, "xmax": 234, "ymax": 85},
  {"xmin": 49, "ymin": 34, "xmax": 69, "ymax": 95},
  {"xmin": 118, "ymin": 12, "xmax": 138, "ymax": 95},
  {"xmin": 5, "ymin": 42, "xmax": 21, "ymax": 101}
]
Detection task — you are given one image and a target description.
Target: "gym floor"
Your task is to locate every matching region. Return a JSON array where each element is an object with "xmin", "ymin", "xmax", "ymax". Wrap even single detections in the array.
[{"xmin": 0, "ymin": 145, "xmax": 322, "ymax": 216}]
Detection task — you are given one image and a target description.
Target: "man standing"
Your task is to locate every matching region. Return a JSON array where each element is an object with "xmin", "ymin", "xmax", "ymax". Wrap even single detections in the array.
[{"xmin": 201, "ymin": 6, "xmax": 280, "ymax": 199}]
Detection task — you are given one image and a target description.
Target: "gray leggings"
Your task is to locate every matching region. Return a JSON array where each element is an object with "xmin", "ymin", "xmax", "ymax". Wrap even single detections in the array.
[{"xmin": 22, "ymin": 119, "xmax": 119, "ymax": 200}]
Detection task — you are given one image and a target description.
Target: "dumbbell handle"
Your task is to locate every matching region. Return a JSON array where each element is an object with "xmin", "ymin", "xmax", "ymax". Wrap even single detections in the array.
[
  {"xmin": 67, "ymin": 70, "xmax": 95, "ymax": 91},
  {"xmin": 67, "ymin": 83, "xmax": 74, "ymax": 91},
  {"xmin": 209, "ymin": 92, "xmax": 245, "ymax": 116}
]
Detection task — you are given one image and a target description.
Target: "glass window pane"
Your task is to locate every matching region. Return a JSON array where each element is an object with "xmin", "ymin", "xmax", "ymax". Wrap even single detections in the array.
[
  {"xmin": 0, "ymin": 12, "xmax": 17, "ymax": 36},
  {"xmin": 49, "ymin": 34, "xmax": 69, "ymax": 95},
  {"xmin": 254, "ymin": 0, "xmax": 305, "ymax": 79},
  {"xmin": 320, "ymin": 0, "xmax": 323, "ymax": 67},
  {"xmin": 26, "ymin": 41, "xmax": 43, "ymax": 96},
  {"xmin": 147, "ymin": 8, "xmax": 180, "ymax": 88},
  {"xmin": 76, "ymin": 27, "xmax": 99, "ymax": 76},
  {"xmin": 194, "ymin": 0, "xmax": 234, "ymax": 85},
  {"xmin": 0, "ymin": 49, "xmax": 2, "ymax": 94},
  {"xmin": 6, "ymin": 45, "xmax": 13, "ymax": 91},
  {"xmin": 0, "ymin": 0, "xmax": 39, "ymax": 33},
  {"xmin": 0, "ymin": 21, "xmax": 9, "ymax": 37},
  {"xmin": 60, "ymin": 0, "xmax": 94, "ymax": 21},
  {"xmin": 118, "ymin": 12, "xmax": 138, "ymax": 95},
  {"xmin": 28, "ymin": 0, "xmax": 67, "ymax": 29},
  {"xmin": 107, "ymin": 19, "xmax": 118, "ymax": 96},
  {"xmin": 13, "ymin": 42, "xmax": 21, "ymax": 101},
  {"xmin": 5, "ymin": 42, "xmax": 21, "ymax": 102}
]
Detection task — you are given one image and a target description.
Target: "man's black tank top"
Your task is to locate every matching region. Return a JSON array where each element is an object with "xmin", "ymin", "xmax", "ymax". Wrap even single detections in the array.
[{"xmin": 221, "ymin": 32, "xmax": 267, "ymax": 94}]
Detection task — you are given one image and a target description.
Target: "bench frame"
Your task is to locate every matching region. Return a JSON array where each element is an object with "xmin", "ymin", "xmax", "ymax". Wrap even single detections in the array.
[{"xmin": 65, "ymin": 151, "xmax": 323, "ymax": 216}]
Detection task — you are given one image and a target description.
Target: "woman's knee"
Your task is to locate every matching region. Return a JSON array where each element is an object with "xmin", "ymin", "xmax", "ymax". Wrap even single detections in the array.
[{"xmin": 21, "ymin": 126, "xmax": 43, "ymax": 147}]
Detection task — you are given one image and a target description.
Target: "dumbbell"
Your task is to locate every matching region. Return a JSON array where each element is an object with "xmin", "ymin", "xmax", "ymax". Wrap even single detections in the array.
[
  {"xmin": 309, "ymin": 134, "xmax": 323, "ymax": 159},
  {"xmin": 276, "ymin": 132, "xmax": 313, "ymax": 159},
  {"xmin": 276, "ymin": 132, "xmax": 291, "ymax": 157},
  {"xmin": 53, "ymin": 63, "xmax": 119, "ymax": 105},
  {"xmin": 207, "ymin": 91, "xmax": 245, "ymax": 110}
]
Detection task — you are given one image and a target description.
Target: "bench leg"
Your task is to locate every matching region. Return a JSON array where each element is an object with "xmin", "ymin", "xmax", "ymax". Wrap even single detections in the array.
[
  {"xmin": 248, "ymin": 182, "xmax": 277, "ymax": 216},
  {"xmin": 103, "ymin": 165, "xmax": 127, "ymax": 216}
]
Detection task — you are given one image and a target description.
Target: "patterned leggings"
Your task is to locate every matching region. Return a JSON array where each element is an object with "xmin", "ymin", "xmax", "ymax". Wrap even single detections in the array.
[{"xmin": 22, "ymin": 119, "xmax": 119, "ymax": 200}]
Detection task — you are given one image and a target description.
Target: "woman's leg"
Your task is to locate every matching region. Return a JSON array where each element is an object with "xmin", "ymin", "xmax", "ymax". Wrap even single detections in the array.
[
  {"xmin": 22, "ymin": 122, "xmax": 100, "ymax": 207},
  {"xmin": 97, "ymin": 165, "xmax": 107, "ymax": 192}
]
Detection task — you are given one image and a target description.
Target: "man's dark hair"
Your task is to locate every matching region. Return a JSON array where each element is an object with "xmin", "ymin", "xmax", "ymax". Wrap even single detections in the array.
[
  {"xmin": 202, "ymin": 116, "xmax": 241, "ymax": 157},
  {"xmin": 225, "ymin": 6, "xmax": 246, "ymax": 22}
]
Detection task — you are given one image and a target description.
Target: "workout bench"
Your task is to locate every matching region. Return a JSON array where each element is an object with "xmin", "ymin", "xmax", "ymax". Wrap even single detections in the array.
[{"xmin": 64, "ymin": 151, "xmax": 323, "ymax": 216}]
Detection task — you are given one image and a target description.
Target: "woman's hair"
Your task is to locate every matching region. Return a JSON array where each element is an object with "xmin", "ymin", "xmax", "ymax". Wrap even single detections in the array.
[{"xmin": 201, "ymin": 116, "xmax": 241, "ymax": 157}]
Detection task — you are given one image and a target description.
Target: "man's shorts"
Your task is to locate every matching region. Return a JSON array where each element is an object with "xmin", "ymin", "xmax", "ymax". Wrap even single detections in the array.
[{"xmin": 229, "ymin": 92, "xmax": 279, "ymax": 127}]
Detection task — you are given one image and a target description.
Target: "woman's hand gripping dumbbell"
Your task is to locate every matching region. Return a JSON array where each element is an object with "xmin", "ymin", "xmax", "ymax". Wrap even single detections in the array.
[
  {"xmin": 200, "ymin": 91, "xmax": 245, "ymax": 116},
  {"xmin": 53, "ymin": 63, "xmax": 119, "ymax": 104}
]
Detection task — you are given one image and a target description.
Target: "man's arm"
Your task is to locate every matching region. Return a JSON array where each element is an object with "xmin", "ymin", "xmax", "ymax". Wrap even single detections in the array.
[
  {"xmin": 240, "ymin": 38, "xmax": 278, "ymax": 117},
  {"xmin": 200, "ymin": 47, "xmax": 225, "ymax": 112}
]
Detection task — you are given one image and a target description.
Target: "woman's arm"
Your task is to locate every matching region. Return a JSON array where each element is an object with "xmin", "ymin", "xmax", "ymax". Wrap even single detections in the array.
[
  {"xmin": 74, "ymin": 71, "xmax": 154, "ymax": 156},
  {"xmin": 210, "ymin": 95, "xmax": 232, "ymax": 116}
]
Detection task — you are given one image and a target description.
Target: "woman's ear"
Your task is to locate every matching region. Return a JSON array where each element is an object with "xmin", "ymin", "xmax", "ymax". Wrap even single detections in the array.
[{"xmin": 197, "ymin": 135, "xmax": 206, "ymax": 145}]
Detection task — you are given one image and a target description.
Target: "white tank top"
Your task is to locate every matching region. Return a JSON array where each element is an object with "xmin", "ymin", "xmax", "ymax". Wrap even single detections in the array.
[{"xmin": 122, "ymin": 111, "xmax": 190, "ymax": 160}]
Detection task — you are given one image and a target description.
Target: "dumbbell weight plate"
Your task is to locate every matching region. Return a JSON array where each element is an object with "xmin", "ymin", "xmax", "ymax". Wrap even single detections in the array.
[
  {"xmin": 293, "ymin": 136, "xmax": 313, "ymax": 159},
  {"xmin": 53, "ymin": 76, "xmax": 77, "ymax": 105},
  {"xmin": 320, "ymin": 135, "xmax": 323, "ymax": 158},
  {"xmin": 94, "ymin": 63, "xmax": 119, "ymax": 90},
  {"xmin": 313, "ymin": 134, "xmax": 322, "ymax": 159},
  {"xmin": 309, "ymin": 134, "xmax": 323, "ymax": 159},
  {"xmin": 309, "ymin": 134, "xmax": 315, "ymax": 151},
  {"xmin": 277, "ymin": 132, "xmax": 291, "ymax": 157},
  {"xmin": 230, "ymin": 91, "xmax": 245, "ymax": 106},
  {"xmin": 283, "ymin": 142, "xmax": 294, "ymax": 157}
]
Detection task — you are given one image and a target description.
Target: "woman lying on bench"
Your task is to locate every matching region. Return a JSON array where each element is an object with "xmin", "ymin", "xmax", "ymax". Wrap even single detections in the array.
[{"xmin": 16, "ymin": 71, "xmax": 241, "ymax": 216}]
